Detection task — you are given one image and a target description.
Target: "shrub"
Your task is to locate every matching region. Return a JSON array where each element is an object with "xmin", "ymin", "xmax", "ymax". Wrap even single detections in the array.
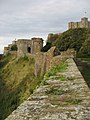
[{"xmin": 11, "ymin": 45, "xmax": 17, "ymax": 51}]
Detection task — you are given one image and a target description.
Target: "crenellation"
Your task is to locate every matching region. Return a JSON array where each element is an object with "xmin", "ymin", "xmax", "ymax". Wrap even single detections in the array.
[{"xmin": 68, "ymin": 17, "xmax": 90, "ymax": 29}]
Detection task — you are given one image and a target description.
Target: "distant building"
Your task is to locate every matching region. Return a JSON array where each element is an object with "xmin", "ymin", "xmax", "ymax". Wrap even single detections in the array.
[
  {"xmin": 68, "ymin": 17, "xmax": 90, "ymax": 29},
  {"xmin": 4, "ymin": 38, "xmax": 43, "ymax": 57}
]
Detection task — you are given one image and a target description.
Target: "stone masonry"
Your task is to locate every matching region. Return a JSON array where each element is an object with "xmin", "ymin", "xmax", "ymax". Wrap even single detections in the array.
[
  {"xmin": 5, "ymin": 58, "xmax": 90, "ymax": 120},
  {"xmin": 35, "ymin": 47, "xmax": 76, "ymax": 77},
  {"xmin": 4, "ymin": 38, "xmax": 43, "ymax": 57},
  {"xmin": 68, "ymin": 17, "xmax": 90, "ymax": 29}
]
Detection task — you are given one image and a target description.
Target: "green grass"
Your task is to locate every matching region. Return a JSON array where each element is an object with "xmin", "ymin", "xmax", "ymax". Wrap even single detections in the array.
[
  {"xmin": 45, "ymin": 62, "xmax": 68, "ymax": 79},
  {"xmin": 65, "ymin": 98, "xmax": 82, "ymax": 105},
  {"xmin": 0, "ymin": 54, "xmax": 43, "ymax": 120},
  {"xmin": 80, "ymin": 58, "xmax": 90, "ymax": 62},
  {"xmin": 59, "ymin": 75, "xmax": 65, "ymax": 81},
  {"xmin": 46, "ymin": 87, "xmax": 65, "ymax": 95},
  {"xmin": 40, "ymin": 61, "xmax": 67, "ymax": 86}
]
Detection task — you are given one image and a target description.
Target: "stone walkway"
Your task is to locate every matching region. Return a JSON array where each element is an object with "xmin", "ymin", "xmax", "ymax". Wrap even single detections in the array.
[{"xmin": 5, "ymin": 58, "xmax": 90, "ymax": 120}]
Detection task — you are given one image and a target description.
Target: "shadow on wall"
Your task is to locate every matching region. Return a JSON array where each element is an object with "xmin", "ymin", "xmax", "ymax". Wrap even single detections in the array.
[{"xmin": 75, "ymin": 60, "xmax": 90, "ymax": 88}]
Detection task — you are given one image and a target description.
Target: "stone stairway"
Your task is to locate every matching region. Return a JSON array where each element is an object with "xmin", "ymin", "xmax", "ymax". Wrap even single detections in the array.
[{"xmin": 5, "ymin": 58, "xmax": 90, "ymax": 120}]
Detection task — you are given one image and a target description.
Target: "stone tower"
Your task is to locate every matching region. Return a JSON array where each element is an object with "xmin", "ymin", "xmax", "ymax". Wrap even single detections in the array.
[
  {"xmin": 16, "ymin": 38, "xmax": 43, "ymax": 57},
  {"xmin": 16, "ymin": 39, "xmax": 32, "ymax": 57},
  {"xmin": 31, "ymin": 38, "xmax": 43, "ymax": 54},
  {"xmin": 68, "ymin": 17, "xmax": 90, "ymax": 29},
  {"xmin": 81, "ymin": 17, "xmax": 89, "ymax": 28}
]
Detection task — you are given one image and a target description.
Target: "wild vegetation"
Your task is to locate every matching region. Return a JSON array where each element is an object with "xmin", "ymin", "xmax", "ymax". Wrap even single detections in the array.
[
  {"xmin": 11, "ymin": 44, "xmax": 17, "ymax": 51},
  {"xmin": 42, "ymin": 28, "xmax": 90, "ymax": 57},
  {"xmin": 41, "ymin": 61, "xmax": 67, "ymax": 86},
  {"xmin": 0, "ymin": 54, "xmax": 42, "ymax": 120},
  {"xmin": 45, "ymin": 62, "xmax": 68, "ymax": 79}
]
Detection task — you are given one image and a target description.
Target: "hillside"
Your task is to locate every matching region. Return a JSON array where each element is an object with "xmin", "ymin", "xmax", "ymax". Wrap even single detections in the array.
[
  {"xmin": 42, "ymin": 28, "xmax": 90, "ymax": 57},
  {"xmin": 0, "ymin": 54, "xmax": 42, "ymax": 120}
]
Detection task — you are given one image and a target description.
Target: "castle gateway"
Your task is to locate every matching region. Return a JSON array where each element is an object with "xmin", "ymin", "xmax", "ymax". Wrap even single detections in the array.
[{"xmin": 4, "ymin": 38, "xmax": 43, "ymax": 57}]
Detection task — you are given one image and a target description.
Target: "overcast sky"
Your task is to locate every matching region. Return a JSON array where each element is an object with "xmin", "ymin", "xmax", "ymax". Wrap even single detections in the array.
[{"xmin": 0, "ymin": 0, "xmax": 90, "ymax": 53}]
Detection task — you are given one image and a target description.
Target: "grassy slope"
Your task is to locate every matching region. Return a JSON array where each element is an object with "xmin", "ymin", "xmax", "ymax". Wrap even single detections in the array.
[
  {"xmin": 43, "ymin": 28, "xmax": 90, "ymax": 56},
  {"xmin": 0, "ymin": 54, "xmax": 42, "ymax": 120}
]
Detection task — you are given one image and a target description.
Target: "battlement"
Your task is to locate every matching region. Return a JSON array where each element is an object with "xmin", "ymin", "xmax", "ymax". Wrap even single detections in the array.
[
  {"xmin": 16, "ymin": 39, "xmax": 32, "ymax": 46},
  {"xmin": 17, "ymin": 39, "xmax": 31, "ymax": 43},
  {"xmin": 68, "ymin": 17, "xmax": 90, "ymax": 29},
  {"xmin": 31, "ymin": 37, "xmax": 43, "ymax": 42}
]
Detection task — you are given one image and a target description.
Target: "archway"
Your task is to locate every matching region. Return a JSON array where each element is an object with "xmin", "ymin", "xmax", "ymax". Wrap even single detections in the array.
[{"xmin": 27, "ymin": 47, "xmax": 31, "ymax": 53}]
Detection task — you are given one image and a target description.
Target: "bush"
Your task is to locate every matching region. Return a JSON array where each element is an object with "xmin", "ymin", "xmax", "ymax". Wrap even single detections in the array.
[
  {"xmin": 11, "ymin": 45, "xmax": 17, "ymax": 51},
  {"xmin": 46, "ymin": 28, "xmax": 90, "ymax": 57}
]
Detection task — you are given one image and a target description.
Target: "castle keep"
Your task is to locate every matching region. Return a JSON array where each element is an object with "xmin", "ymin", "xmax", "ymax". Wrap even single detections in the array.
[
  {"xmin": 4, "ymin": 38, "xmax": 43, "ymax": 57},
  {"xmin": 68, "ymin": 17, "xmax": 90, "ymax": 29}
]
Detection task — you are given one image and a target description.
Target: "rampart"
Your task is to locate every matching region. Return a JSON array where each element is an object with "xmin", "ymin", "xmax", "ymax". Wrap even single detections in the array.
[
  {"xmin": 5, "ymin": 57, "xmax": 90, "ymax": 120},
  {"xmin": 35, "ymin": 47, "xmax": 76, "ymax": 76}
]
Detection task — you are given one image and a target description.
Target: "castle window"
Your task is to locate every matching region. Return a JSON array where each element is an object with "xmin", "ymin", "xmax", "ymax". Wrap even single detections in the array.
[{"xmin": 27, "ymin": 47, "xmax": 31, "ymax": 53}]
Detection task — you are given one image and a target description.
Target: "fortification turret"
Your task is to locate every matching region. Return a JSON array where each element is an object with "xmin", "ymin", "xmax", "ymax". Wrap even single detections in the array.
[{"xmin": 31, "ymin": 38, "xmax": 43, "ymax": 54}]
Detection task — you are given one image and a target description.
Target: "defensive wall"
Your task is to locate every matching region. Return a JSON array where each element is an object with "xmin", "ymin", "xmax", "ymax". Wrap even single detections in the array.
[
  {"xmin": 35, "ymin": 47, "xmax": 76, "ymax": 76},
  {"xmin": 5, "ymin": 56, "xmax": 90, "ymax": 120}
]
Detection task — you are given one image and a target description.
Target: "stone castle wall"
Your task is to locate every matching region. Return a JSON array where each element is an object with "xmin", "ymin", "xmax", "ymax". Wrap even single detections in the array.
[
  {"xmin": 68, "ymin": 17, "xmax": 90, "ymax": 29},
  {"xmin": 16, "ymin": 39, "xmax": 32, "ymax": 57},
  {"xmin": 5, "ymin": 58, "xmax": 90, "ymax": 120},
  {"xmin": 35, "ymin": 47, "xmax": 76, "ymax": 77},
  {"xmin": 3, "ymin": 38, "xmax": 43, "ymax": 57}
]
